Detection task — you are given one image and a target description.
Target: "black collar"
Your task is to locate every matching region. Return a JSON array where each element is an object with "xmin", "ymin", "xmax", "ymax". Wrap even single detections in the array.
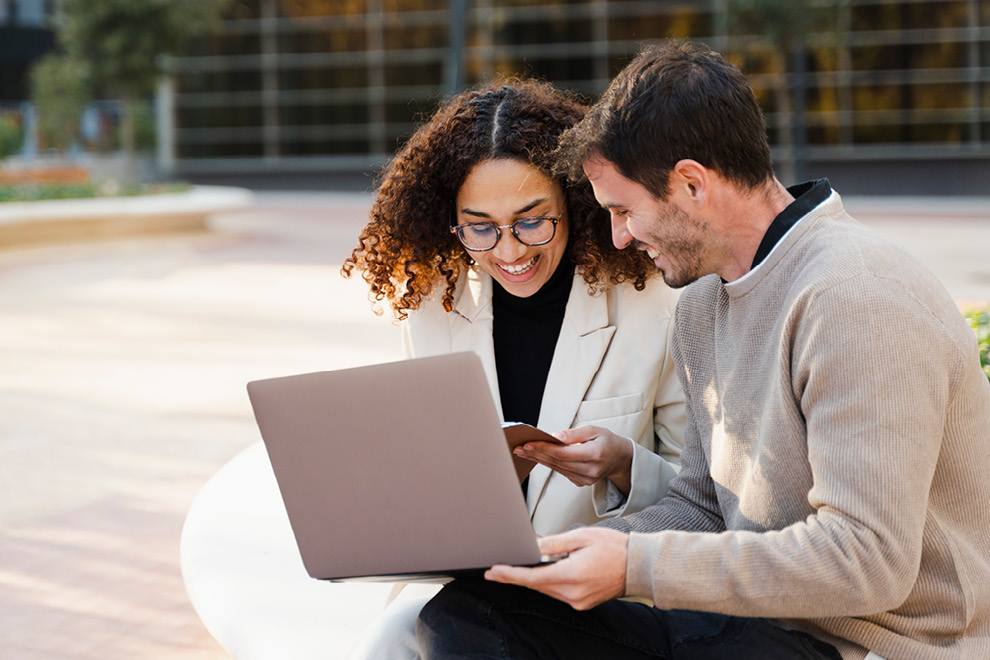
[{"xmin": 751, "ymin": 179, "xmax": 832, "ymax": 269}]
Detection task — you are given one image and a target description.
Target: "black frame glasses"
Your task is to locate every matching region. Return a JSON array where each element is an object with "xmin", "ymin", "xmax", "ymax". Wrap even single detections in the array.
[{"xmin": 449, "ymin": 216, "xmax": 561, "ymax": 252}]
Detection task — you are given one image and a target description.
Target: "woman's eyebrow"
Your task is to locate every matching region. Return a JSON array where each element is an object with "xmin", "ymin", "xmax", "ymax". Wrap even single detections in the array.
[{"xmin": 460, "ymin": 197, "xmax": 549, "ymax": 218}]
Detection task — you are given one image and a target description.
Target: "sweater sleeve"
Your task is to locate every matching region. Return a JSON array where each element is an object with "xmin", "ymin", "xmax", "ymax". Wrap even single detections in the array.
[
  {"xmin": 624, "ymin": 274, "xmax": 963, "ymax": 618},
  {"xmin": 596, "ymin": 310, "xmax": 725, "ymax": 535}
]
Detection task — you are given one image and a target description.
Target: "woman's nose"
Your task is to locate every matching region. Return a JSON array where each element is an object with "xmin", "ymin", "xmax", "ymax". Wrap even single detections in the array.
[{"xmin": 492, "ymin": 232, "xmax": 529, "ymax": 262}]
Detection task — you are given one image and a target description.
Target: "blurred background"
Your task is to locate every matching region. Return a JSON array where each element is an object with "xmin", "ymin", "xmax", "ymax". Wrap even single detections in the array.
[
  {"xmin": 1, "ymin": 0, "xmax": 988, "ymax": 195},
  {"xmin": 0, "ymin": 2, "xmax": 988, "ymax": 659}
]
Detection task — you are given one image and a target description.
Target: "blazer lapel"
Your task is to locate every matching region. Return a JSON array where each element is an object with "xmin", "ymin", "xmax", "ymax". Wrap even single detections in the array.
[
  {"xmin": 527, "ymin": 271, "xmax": 616, "ymax": 514},
  {"xmin": 449, "ymin": 269, "xmax": 503, "ymax": 419}
]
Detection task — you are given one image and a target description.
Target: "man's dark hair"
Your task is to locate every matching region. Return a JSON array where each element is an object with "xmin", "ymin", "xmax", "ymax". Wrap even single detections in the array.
[{"xmin": 557, "ymin": 40, "xmax": 775, "ymax": 199}]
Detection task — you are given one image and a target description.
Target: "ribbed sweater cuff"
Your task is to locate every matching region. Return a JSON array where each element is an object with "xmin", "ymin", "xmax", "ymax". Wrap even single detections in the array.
[{"xmin": 625, "ymin": 532, "xmax": 661, "ymax": 601}]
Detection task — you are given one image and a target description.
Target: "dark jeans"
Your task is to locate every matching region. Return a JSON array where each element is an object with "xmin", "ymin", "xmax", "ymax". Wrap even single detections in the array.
[{"xmin": 416, "ymin": 579, "xmax": 843, "ymax": 660}]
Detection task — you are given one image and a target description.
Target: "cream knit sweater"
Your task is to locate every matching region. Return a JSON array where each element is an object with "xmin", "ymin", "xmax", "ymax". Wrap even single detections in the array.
[{"xmin": 604, "ymin": 191, "xmax": 990, "ymax": 660}]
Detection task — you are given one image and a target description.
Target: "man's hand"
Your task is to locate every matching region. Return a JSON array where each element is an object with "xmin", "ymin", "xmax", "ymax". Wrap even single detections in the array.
[
  {"xmin": 484, "ymin": 527, "xmax": 629, "ymax": 610},
  {"xmin": 514, "ymin": 424, "xmax": 634, "ymax": 494}
]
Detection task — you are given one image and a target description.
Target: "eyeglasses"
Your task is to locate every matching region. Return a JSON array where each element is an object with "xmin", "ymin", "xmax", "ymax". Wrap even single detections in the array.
[{"xmin": 450, "ymin": 216, "xmax": 561, "ymax": 252}]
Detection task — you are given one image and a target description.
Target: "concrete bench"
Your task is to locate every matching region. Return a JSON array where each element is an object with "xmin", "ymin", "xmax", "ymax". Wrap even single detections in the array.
[
  {"xmin": 180, "ymin": 442, "xmax": 396, "ymax": 659},
  {"xmin": 0, "ymin": 185, "xmax": 251, "ymax": 249}
]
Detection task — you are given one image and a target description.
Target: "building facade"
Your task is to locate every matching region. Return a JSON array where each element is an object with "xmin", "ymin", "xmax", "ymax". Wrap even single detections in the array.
[{"xmin": 168, "ymin": 0, "xmax": 989, "ymax": 193}]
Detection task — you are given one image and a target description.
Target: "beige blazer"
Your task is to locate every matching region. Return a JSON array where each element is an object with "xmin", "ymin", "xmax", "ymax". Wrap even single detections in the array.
[{"xmin": 403, "ymin": 267, "xmax": 685, "ymax": 536}]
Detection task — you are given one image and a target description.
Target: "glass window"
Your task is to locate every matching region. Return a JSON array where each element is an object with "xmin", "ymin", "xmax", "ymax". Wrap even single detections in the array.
[
  {"xmin": 177, "ymin": 106, "xmax": 263, "ymax": 130},
  {"xmin": 279, "ymin": 26, "xmax": 366, "ymax": 54},
  {"xmin": 186, "ymin": 34, "xmax": 263, "ymax": 58},
  {"xmin": 806, "ymin": 122, "xmax": 841, "ymax": 146},
  {"xmin": 179, "ymin": 141, "xmax": 265, "ymax": 158},
  {"xmin": 609, "ymin": 9, "xmax": 710, "ymax": 42},
  {"xmin": 225, "ymin": 0, "xmax": 263, "ymax": 21},
  {"xmin": 496, "ymin": 0, "xmax": 588, "ymax": 7},
  {"xmin": 489, "ymin": 54, "xmax": 595, "ymax": 84},
  {"xmin": 851, "ymin": 1, "xmax": 970, "ymax": 32},
  {"xmin": 280, "ymin": 138, "xmax": 370, "ymax": 155},
  {"xmin": 281, "ymin": 66, "xmax": 367, "ymax": 90},
  {"xmin": 383, "ymin": 23, "xmax": 447, "ymax": 50},
  {"xmin": 852, "ymin": 42, "xmax": 967, "ymax": 71},
  {"xmin": 167, "ymin": 0, "xmax": 987, "ymax": 162},
  {"xmin": 493, "ymin": 15, "xmax": 592, "ymax": 45},
  {"xmin": 281, "ymin": 102, "xmax": 368, "ymax": 126},
  {"xmin": 384, "ymin": 0, "xmax": 448, "ymax": 11},
  {"xmin": 383, "ymin": 63, "xmax": 443, "ymax": 87},
  {"xmin": 177, "ymin": 70, "xmax": 264, "ymax": 95},
  {"xmin": 278, "ymin": 0, "xmax": 364, "ymax": 18}
]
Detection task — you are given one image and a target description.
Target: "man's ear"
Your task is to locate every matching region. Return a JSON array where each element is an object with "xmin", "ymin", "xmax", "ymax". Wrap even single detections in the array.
[{"xmin": 671, "ymin": 159, "xmax": 710, "ymax": 209}]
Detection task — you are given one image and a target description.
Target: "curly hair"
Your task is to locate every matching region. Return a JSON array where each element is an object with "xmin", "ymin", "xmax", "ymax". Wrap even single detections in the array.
[{"xmin": 342, "ymin": 78, "xmax": 655, "ymax": 320}]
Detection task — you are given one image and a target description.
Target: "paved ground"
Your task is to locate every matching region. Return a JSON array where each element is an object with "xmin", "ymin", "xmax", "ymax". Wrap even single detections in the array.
[
  {"xmin": 0, "ymin": 192, "xmax": 402, "ymax": 659},
  {"xmin": 0, "ymin": 190, "xmax": 987, "ymax": 659}
]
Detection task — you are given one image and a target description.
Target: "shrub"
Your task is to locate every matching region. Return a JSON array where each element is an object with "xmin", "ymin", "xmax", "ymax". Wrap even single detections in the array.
[
  {"xmin": 0, "ymin": 113, "xmax": 23, "ymax": 160},
  {"xmin": 963, "ymin": 307, "xmax": 990, "ymax": 381},
  {"xmin": 0, "ymin": 181, "xmax": 189, "ymax": 202},
  {"xmin": 30, "ymin": 54, "xmax": 90, "ymax": 153}
]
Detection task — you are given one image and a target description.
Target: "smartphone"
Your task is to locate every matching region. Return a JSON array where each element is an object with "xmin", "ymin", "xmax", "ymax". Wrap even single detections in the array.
[{"xmin": 501, "ymin": 422, "xmax": 565, "ymax": 482}]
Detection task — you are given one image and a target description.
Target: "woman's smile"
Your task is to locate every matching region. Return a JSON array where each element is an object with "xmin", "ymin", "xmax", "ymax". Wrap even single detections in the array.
[{"xmin": 455, "ymin": 158, "xmax": 568, "ymax": 298}]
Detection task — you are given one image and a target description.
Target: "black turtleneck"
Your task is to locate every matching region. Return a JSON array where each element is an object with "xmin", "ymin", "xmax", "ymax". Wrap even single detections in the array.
[{"xmin": 492, "ymin": 260, "xmax": 574, "ymax": 428}]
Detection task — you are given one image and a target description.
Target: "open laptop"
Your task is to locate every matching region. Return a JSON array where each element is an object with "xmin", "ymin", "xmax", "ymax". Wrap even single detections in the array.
[{"xmin": 246, "ymin": 351, "xmax": 557, "ymax": 582}]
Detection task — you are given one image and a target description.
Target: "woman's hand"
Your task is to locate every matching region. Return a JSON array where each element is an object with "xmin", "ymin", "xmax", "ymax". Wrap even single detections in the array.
[{"xmin": 514, "ymin": 424, "xmax": 634, "ymax": 494}]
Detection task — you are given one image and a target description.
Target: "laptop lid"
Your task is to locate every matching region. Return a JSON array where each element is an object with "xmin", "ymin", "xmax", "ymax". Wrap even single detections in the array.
[{"xmin": 246, "ymin": 352, "xmax": 546, "ymax": 581}]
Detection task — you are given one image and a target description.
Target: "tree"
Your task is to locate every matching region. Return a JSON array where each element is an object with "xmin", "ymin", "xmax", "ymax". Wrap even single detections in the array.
[
  {"xmin": 56, "ymin": 0, "xmax": 229, "ymax": 168},
  {"xmin": 723, "ymin": 0, "xmax": 840, "ymax": 185},
  {"xmin": 29, "ymin": 54, "xmax": 90, "ymax": 154}
]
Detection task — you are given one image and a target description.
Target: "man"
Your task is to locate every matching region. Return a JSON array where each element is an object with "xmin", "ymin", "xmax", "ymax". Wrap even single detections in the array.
[{"xmin": 414, "ymin": 41, "xmax": 990, "ymax": 660}]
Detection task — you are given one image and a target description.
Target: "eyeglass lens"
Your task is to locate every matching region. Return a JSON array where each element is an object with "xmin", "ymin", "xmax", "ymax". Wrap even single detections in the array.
[{"xmin": 455, "ymin": 217, "xmax": 556, "ymax": 250}]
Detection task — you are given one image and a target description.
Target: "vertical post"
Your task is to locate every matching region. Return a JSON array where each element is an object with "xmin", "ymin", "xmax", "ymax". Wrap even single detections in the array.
[
  {"xmin": 792, "ymin": 43, "xmax": 807, "ymax": 184},
  {"xmin": 366, "ymin": 0, "xmax": 386, "ymax": 156},
  {"xmin": 711, "ymin": 0, "xmax": 728, "ymax": 55},
  {"xmin": 22, "ymin": 102, "xmax": 38, "ymax": 159},
  {"xmin": 445, "ymin": 0, "xmax": 470, "ymax": 95},
  {"xmin": 155, "ymin": 73, "xmax": 176, "ymax": 179},
  {"xmin": 591, "ymin": 0, "xmax": 608, "ymax": 88},
  {"xmin": 260, "ymin": 0, "xmax": 280, "ymax": 162},
  {"xmin": 478, "ymin": 0, "xmax": 493, "ymax": 80},
  {"xmin": 965, "ymin": 0, "xmax": 979, "ymax": 145},
  {"xmin": 837, "ymin": 0, "xmax": 853, "ymax": 148}
]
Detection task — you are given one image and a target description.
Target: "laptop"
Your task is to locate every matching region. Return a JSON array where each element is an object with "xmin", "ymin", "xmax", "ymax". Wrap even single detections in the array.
[{"xmin": 246, "ymin": 351, "xmax": 558, "ymax": 582}]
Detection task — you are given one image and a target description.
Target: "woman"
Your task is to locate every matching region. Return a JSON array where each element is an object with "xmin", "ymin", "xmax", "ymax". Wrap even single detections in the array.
[
  {"xmin": 341, "ymin": 79, "xmax": 685, "ymax": 658},
  {"xmin": 344, "ymin": 79, "xmax": 684, "ymax": 531}
]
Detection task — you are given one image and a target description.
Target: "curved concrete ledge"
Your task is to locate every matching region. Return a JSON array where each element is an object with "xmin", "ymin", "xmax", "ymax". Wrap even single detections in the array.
[
  {"xmin": 181, "ymin": 441, "xmax": 395, "ymax": 659},
  {"xmin": 0, "ymin": 185, "xmax": 253, "ymax": 249}
]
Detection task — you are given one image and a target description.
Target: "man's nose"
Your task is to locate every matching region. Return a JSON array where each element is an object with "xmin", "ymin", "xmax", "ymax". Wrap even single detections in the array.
[{"xmin": 611, "ymin": 215, "xmax": 632, "ymax": 250}]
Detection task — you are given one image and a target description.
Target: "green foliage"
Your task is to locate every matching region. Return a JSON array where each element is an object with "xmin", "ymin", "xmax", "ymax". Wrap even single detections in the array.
[
  {"xmin": 55, "ymin": 0, "xmax": 229, "ymax": 161},
  {"xmin": 726, "ymin": 0, "xmax": 811, "ymax": 50},
  {"xmin": 29, "ymin": 54, "xmax": 91, "ymax": 153},
  {"xmin": 57, "ymin": 0, "xmax": 229, "ymax": 100},
  {"xmin": 0, "ymin": 183, "xmax": 99, "ymax": 202},
  {"xmin": 0, "ymin": 181, "xmax": 190, "ymax": 202},
  {"xmin": 0, "ymin": 113, "xmax": 23, "ymax": 159},
  {"xmin": 723, "ymin": 0, "xmax": 842, "ymax": 60},
  {"xmin": 134, "ymin": 103, "xmax": 158, "ymax": 152},
  {"xmin": 963, "ymin": 307, "xmax": 990, "ymax": 381}
]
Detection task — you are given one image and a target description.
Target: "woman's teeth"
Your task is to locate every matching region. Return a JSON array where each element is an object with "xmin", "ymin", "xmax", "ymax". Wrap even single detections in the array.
[
  {"xmin": 500, "ymin": 256, "xmax": 538, "ymax": 275},
  {"xmin": 646, "ymin": 247, "xmax": 660, "ymax": 260}
]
